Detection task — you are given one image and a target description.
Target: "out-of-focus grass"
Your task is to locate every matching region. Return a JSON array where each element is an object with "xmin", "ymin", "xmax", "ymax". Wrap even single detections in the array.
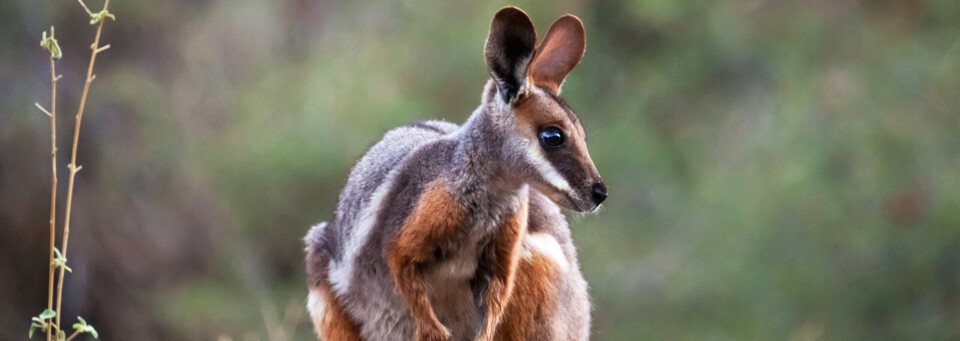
[{"xmin": 2, "ymin": 0, "xmax": 959, "ymax": 340}]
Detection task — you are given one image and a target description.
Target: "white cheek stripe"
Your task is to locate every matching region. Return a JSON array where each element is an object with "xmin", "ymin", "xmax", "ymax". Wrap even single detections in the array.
[
  {"xmin": 522, "ymin": 233, "xmax": 569, "ymax": 272},
  {"xmin": 328, "ymin": 164, "xmax": 405, "ymax": 295},
  {"xmin": 523, "ymin": 86, "xmax": 578, "ymax": 200},
  {"xmin": 525, "ymin": 143, "xmax": 574, "ymax": 196}
]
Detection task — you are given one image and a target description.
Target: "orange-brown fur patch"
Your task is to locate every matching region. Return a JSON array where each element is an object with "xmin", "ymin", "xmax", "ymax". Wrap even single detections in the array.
[
  {"xmin": 513, "ymin": 94, "xmax": 570, "ymax": 133},
  {"xmin": 388, "ymin": 181, "xmax": 466, "ymax": 340},
  {"xmin": 494, "ymin": 252, "xmax": 560, "ymax": 341},
  {"xmin": 477, "ymin": 195, "xmax": 529, "ymax": 340},
  {"xmin": 311, "ymin": 284, "xmax": 363, "ymax": 341}
]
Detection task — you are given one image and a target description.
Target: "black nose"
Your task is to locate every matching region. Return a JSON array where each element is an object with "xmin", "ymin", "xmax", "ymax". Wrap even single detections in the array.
[{"xmin": 591, "ymin": 182, "xmax": 607, "ymax": 205}]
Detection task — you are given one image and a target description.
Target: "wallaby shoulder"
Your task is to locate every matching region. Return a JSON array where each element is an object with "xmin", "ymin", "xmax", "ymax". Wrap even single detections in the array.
[{"xmin": 328, "ymin": 120, "xmax": 459, "ymax": 257}]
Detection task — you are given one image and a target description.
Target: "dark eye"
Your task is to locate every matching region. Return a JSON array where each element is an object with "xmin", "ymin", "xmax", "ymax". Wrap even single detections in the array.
[{"xmin": 539, "ymin": 126, "xmax": 565, "ymax": 149}]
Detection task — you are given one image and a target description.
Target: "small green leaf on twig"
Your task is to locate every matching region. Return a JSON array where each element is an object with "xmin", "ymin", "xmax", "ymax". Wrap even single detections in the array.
[
  {"xmin": 53, "ymin": 248, "xmax": 72, "ymax": 273},
  {"xmin": 40, "ymin": 31, "xmax": 62, "ymax": 60},
  {"xmin": 39, "ymin": 309, "xmax": 56, "ymax": 320},
  {"xmin": 29, "ymin": 321, "xmax": 41, "ymax": 338},
  {"xmin": 72, "ymin": 317, "xmax": 98, "ymax": 339},
  {"xmin": 28, "ymin": 319, "xmax": 46, "ymax": 338},
  {"xmin": 89, "ymin": 9, "xmax": 116, "ymax": 25},
  {"xmin": 29, "ymin": 309, "xmax": 57, "ymax": 338}
]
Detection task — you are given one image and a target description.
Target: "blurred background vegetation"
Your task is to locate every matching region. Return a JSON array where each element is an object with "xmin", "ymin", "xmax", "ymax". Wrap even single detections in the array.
[{"xmin": 2, "ymin": 0, "xmax": 959, "ymax": 340}]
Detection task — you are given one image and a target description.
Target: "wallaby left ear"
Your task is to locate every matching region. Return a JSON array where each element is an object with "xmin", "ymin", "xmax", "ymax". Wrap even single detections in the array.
[
  {"xmin": 529, "ymin": 14, "xmax": 585, "ymax": 93},
  {"xmin": 484, "ymin": 6, "xmax": 538, "ymax": 103}
]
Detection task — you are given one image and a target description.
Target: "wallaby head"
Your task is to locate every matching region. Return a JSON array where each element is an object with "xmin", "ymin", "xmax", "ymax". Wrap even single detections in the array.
[{"xmin": 480, "ymin": 6, "xmax": 606, "ymax": 212}]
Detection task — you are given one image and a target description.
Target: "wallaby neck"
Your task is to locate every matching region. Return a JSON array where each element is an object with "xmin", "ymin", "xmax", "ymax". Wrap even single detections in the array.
[{"xmin": 447, "ymin": 104, "xmax": 526, "ymax": 219}]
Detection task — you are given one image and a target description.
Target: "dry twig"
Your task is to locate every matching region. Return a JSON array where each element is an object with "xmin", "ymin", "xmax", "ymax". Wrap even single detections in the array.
[{"xmin": 36, "ymin": 25, "xmax": 62, "ymax": 341}]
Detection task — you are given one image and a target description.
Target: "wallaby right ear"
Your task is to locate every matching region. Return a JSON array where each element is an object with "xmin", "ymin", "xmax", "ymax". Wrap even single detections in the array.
[{"xmin": 484, "ymin": 6, "xmax": 537, "ymax": 103}]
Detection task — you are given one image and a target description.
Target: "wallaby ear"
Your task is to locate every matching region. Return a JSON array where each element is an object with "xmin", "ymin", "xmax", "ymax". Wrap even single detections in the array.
[
  {"xmin": 528, "ymin": 14, "xmax": 585, "ymax": 93},
  {"xmin": 484, "ymin": 6, "xmax": 537, "ymax": 103}
]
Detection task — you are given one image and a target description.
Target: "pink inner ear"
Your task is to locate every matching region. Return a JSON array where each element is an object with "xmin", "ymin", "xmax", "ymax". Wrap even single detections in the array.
[{"xmin": 529, "ymin": 15, "xmax": 586, "ymax": 92}]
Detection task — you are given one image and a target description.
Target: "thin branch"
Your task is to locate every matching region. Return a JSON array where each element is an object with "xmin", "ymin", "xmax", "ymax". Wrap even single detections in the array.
[
  {"xmin": 43, "ymin": 25, "xmax": 59, "ymax": 341},
  {"xmin": 55, "ymin": 0, "xmax": 111, "ymax": 332},
  {"xmin": 63, "ymin": 329, "xmax": 81, "ymax": 341},
  {"xmin": 36, "ymin": 103, "xmax": 52, "ymax": 117},
  {"xmin": 75, "ymin": 0, "xmax": 94, "ymax": 17}
]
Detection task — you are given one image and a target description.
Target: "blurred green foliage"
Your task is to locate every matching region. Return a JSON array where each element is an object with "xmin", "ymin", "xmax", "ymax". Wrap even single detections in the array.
[{"xmin": 2, "ymin": 0, "xmax": 959, "ymax": 340}]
